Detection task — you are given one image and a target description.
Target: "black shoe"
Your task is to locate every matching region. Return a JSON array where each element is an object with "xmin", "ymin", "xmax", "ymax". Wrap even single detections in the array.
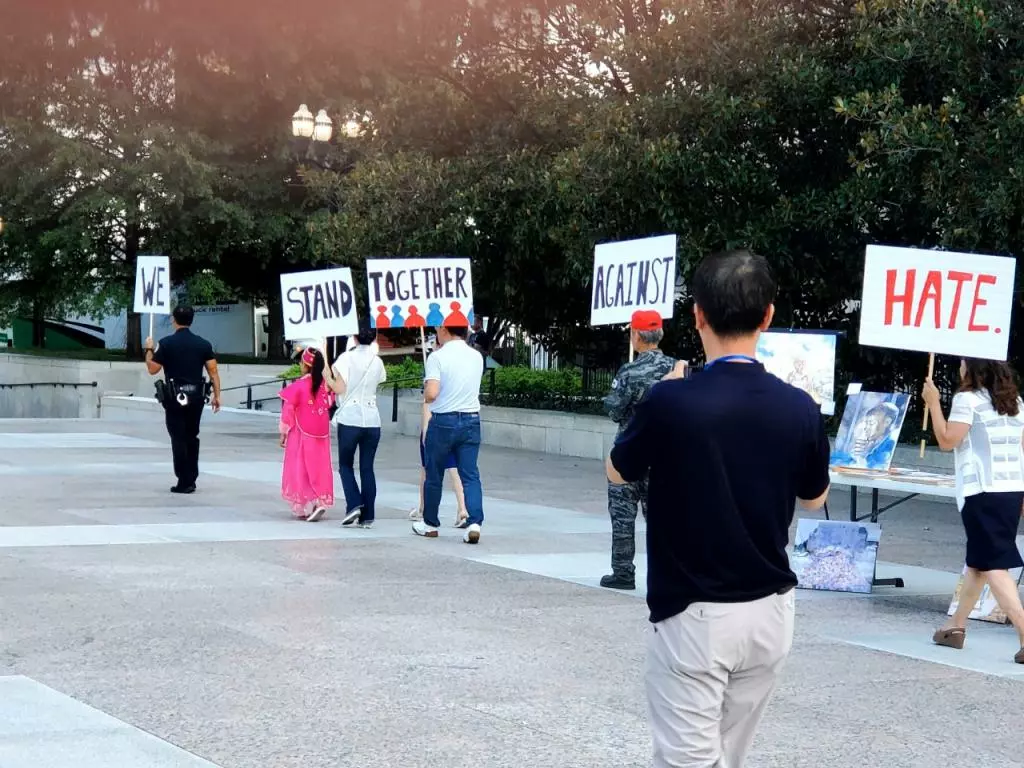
[
  {"xmin": 600, "ymin": 574, "xmax": 636, "ymax": 591},
  {"xmin": 170, "ymin": 484, "xmax": 196, "ymax": 494}
]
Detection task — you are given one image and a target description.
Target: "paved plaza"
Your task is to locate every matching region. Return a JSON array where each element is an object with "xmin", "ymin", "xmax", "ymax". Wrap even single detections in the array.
[{"xmin": 1, "ymin": 411, "xmax": 1022, "ymax": 768}]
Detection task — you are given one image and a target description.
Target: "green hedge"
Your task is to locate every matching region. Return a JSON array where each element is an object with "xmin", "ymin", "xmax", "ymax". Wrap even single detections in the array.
[{"xmin": 278, "ymin": 362, "xmax": 585, "ymax": 398}]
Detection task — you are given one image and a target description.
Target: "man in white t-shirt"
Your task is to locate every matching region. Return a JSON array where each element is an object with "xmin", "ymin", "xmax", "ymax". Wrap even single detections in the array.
[{"xmin": 412, "ymin": 323, "xmax": 485, "ymax": 543}]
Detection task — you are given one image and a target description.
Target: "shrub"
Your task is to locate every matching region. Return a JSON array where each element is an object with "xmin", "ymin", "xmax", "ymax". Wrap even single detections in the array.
[{"xmin": 491, "ymin": 366, "xmax": 582, "ymax": 396}]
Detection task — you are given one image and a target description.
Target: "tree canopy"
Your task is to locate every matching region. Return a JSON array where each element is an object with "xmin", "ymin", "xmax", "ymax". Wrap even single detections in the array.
[{"xmin": 1, "ymin": 0, "xmax": 1023, "ymax": 381}]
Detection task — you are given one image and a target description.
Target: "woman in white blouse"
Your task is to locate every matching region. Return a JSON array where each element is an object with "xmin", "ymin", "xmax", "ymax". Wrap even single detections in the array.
[
  {"xmin": 923, "ymin": 358, "xmax": 1024, "ymax": 664},
  {"xmin": 328, "ymin": 326, "xmax": 387, "ymax": 528}
]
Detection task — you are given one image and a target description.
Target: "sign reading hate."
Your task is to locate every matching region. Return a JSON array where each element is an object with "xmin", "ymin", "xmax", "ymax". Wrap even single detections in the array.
[
  {"xmin": 590, "ymin": 235, "xmax": 677, "ymax": 326},
  {"xmin": 280, "ymin": 267, "xmax": 359, "ymax": 341},
  {"xmin": 365, "ymin": 257, "xmax": 474, "ymax": 328},
  {"xmin": 860, "ymin": 245, "xmax": 1016, "ymax": 360},
  {"xmin": 133, "ymin": 255, "xmax": 171, "ymax": 315}
]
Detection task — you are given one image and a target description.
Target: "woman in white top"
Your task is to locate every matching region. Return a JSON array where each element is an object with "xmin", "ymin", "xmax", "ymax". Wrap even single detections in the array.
[
  {"xmin": 327, "ymin": 326, "xmax": 387, "ymax": 528},
  {"xmin": 922, "ymin": 358, "xmax": 1024, "ymax": 664}
]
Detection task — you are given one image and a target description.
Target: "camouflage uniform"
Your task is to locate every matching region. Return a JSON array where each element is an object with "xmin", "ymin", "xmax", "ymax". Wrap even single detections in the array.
[{"xmin": 604, "ymin": 350, "xmax": 677, "ymax": 582}]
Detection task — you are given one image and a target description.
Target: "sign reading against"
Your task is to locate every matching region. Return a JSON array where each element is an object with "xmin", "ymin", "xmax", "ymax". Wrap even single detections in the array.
[
  {"xmin": 280, "ymin": 267, "xmax": 359, "ymax": 341},
  {"xmin": 365, "ymin": 257, "xmax": 474, "ymax": 328},
  {"xmin": 860, "ymin": 245, "xmax": 1016, "ymax": 360},
  {"xmin": 590, "ymin": 235, "xmax": 677, "ymax": 326},
  {"xmin": 133, "ymin": 255, "xmax": 171, "ymax": 315}
]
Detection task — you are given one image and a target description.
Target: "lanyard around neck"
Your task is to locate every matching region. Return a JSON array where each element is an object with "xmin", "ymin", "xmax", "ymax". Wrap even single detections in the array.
[{"xmin": 704, "ymin": 354, "xmax": 757, "ymax": 370}]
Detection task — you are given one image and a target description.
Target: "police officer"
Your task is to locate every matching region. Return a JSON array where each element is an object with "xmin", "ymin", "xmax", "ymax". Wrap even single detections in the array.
[
  {"xmin": 144, "ymin": 306, "xmax": 221, "ymax": 494},
  {"xmin": 601, "ymin": 310, "xmax": 686, "ymax": 590}
]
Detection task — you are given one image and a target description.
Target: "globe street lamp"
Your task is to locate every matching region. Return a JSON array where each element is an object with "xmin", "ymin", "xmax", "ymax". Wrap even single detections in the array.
[{"xmin": 290, "ymin": 104, "xmax": 336, "ymax": 168}]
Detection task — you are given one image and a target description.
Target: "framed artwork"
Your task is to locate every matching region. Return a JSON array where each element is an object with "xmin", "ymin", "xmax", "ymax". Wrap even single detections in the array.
[
  {"xmin": 830, "ymin": 392, "xmax": 911, "ymax": 472},
  {"xmin": 791, "ymin": 519, "xmax": 881, "ymax": 594},
  {"xmin": 756, "ymin": 330, "xmax": 838, "ymax": 413}
]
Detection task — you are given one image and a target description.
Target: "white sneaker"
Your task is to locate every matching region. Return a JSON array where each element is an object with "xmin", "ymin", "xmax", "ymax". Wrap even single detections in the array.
[
  {"xmin": 341, "ymin": 508, "xmax": 361, "ymax": 526},
  {"xmin": 408, "ymin": 506, "xmax": 423, "ymax": 521},
  {"xmin": 412, "ymin": 521, "xmax": 439, "ymax": 538},
  {"xmin": 463, "ymin": 523, "xmax": 481, "ymax": 544},
  {"xmin": 454, "ymin": 512, "xmax": 469, "ymax": 529},
  {"xmin": 307, "ymin": 506, "xmax": 327, "ymax": 523}
]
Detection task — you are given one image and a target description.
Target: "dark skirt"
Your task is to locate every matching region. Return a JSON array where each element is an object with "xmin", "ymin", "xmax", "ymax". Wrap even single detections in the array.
[{"xmin": 962, "ymin": 492, "xmax": 1024, "ymax": 571}]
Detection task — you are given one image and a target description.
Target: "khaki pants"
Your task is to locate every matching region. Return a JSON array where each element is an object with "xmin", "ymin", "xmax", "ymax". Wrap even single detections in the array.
[{"xmin": 646, "ymin": 590, "xmax": 795, "ymax": 768}]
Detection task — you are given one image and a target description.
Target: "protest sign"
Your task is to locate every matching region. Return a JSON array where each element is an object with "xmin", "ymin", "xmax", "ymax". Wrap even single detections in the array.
[
  {"xmin": 280, "ymin": 267, "xmax": 359, "ymax": 341},
  {"xmin": 860, "ymin": 245, "xmax": 1016, "ymax": 360},
  {"xmin": 590, "ymin": 235, "xmax": 677, "ymax": 326},
  {"xmin": 365, "ymin": 257, "xmax": 474, "ymax": 328},
  {"xmin": 133, "ymin": 255, "xmax": 171, "ymax": 315}
]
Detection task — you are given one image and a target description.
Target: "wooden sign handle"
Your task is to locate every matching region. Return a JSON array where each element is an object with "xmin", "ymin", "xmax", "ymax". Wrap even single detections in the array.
[
  {"xmin": 628, "ymin": 331, "xmax": 635, "ymax": 362},
  {"xmin": 420, "ymin": 327, "xmax": 428, "ymax": 366},
  {"xmin": 920, "ymin": 352, "xmax": 935, "ymax": 458}
]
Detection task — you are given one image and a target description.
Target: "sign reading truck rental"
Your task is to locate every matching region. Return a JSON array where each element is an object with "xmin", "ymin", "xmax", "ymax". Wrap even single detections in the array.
[{"xmin": 859, "ymin": 245, "xmax": 1016, "ymax": 361}]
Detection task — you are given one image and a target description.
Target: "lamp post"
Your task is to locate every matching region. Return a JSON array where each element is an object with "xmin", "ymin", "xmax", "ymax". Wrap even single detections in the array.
[{"xmin": 290, "ymin": 104, "xmax": 335, "ymax": 167}]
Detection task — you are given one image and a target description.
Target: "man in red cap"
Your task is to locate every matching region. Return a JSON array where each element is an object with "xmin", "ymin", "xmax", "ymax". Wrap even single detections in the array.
[{"xmin": 600, "ymin": 309, "xmax": 686, "ymax": 590}]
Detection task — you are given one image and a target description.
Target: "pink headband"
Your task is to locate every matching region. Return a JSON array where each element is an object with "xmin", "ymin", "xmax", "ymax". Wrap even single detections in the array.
[{"xmin": 301, "ymin": 348, "xmax": 316, "ymax": 366}]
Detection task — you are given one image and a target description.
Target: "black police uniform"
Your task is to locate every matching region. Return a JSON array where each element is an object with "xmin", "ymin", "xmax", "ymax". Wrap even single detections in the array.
[{"xmin": 152, "ymin": 328, "xmax": 215, "ymax": 489}]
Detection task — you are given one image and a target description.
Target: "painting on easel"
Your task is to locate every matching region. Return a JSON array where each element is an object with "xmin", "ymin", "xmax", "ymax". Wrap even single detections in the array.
[{"xmin": 755, "ymin": 330, "xmax": 837, "ymax": 413}]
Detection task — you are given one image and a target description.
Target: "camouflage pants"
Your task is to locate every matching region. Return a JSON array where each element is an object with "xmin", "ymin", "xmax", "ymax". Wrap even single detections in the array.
[{"xmin": 608, "ymin": 478, "xmax": 648, "ymax": 579}]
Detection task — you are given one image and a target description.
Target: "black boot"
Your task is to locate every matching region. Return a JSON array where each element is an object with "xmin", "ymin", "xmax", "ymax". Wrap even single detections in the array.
[{"xmin": 600, "ymin": 574, "xmax": 636, "ymax": 591}]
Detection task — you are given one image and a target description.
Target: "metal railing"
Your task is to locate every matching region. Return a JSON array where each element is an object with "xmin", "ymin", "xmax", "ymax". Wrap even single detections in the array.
[{"xmin": 0, "ymin": 381, "xmax": 98, "ymax": 390}]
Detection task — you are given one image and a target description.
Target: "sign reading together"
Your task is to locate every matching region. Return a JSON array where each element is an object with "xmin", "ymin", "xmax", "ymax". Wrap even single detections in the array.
[
  {"xmin": 365, "ymin": 257, "xmax": 474, "ymax": 328},
  {"xmin": 133, "ymin": 255, "xmax": 171, "ymax": 315},
  {"xmin": 590, "ymin": 235, "xmax": 677, "ymax": 326},
  {"xmin": 860, "ymin": 245, "xmax": 1016, "ymax": 360},
  {"xmin": 280, "ymin": 267, "xmax": 359, "ymax": 341}
]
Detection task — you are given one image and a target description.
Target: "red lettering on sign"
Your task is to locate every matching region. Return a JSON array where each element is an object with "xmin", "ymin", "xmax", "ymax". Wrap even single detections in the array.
[
  {"xmin": 913, "ymin": 270, "xmax": 943, "ymax": 328},
  {"xmin": 945, "ymin": 271, "xmax": 973, "ymax": 330},
  {"xmin": 968, "ymin": 274, "xmax": 997, "ymax": 332},
  {"xmin": 880, "ymin": 268, "xmax": 1003, "ymax": 333},
  {"xmin": 884, "ymin": 269, "xmax": 915, "ymax": 326}
]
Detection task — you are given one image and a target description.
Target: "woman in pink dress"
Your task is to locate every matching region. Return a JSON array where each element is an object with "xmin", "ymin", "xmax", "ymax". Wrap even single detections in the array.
[{"xmin": 279, "ymin": 347, "xmax": 336, "ymax": 521}]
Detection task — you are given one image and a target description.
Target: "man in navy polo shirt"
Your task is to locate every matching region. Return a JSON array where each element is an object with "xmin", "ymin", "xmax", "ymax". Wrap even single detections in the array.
[{"xmin": 607, "ymin": 250, "xmax": 830, "ymax": 768}]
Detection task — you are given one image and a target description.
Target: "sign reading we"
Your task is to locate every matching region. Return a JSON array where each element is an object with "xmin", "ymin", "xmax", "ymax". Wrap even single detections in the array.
[
  {"xmin": 859, "ymin": 245, "xmax": 1016, "ymax": 360},
  {"xmin": 590, "ymin": 235, "xmax": 677, "ymax": 326},
  {"xmin": 280, "ymin": 267, "xmax": 359, "ymax": 341},
  {"xmin": 133, "ymin": 255, "xmax": 171, "ymax": 315}
]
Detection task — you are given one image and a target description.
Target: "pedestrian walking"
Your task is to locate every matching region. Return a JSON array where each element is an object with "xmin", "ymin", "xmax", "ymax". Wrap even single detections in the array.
[
  {"xmin": 278, "ymin": 346, "xmax": 336, "ymax": 521},
  {"xmin": 408, "ymin": 398, "xmax": 470, "ymax": 528},
  {"xmin": 601, "ymin": 310, "xmax": 685, "ymax": 590},
  {"xmin": 923, "ymin": 359, "xmax": 1024, "ymax": 663},
  {"xmin": 144, "ymin": 305, "xmax": 221, "ymax": 494},
  {"xmin": 412, "ymin": 323, "xmax": 484, "ymax": 543},
  {"xmin": 606, "ymin": 250, "xmax": 830, "ymax": 768},
  {"xmin": 329, "ymin": 325, "xmax": 387, "ymax": 528}
]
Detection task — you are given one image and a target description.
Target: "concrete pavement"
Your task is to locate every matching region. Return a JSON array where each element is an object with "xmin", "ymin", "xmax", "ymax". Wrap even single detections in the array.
[{"xmin": 0, "ymin": 414, "xmax": 1020, "ymax": 768}]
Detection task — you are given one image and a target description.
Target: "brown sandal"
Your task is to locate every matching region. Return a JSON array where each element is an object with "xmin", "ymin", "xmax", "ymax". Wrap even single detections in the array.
[
  {"xmin": 932, "ymin": 627, "xmax": 966, "ymax": 649},
  {"xmin": 1014, "ymin": 648, "xmax": 1024, "ymax": 665}
]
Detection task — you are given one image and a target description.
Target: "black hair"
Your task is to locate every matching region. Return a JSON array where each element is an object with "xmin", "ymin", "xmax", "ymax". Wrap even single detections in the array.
[
  {"xmin": 691, "ymin": 250, "xmax": 776, "ymax": 338},
  {"xmin": 446, "ymin": 325, "xmax": 469, "ymax": 339},
  {"xmin": 173, "ymin": 305, "xmax": 195, "ymax": 327},
  {"xmin": 308, "ymin": 350, "xmax": 326, "ymax": 395},
  {"xmin": 356, "ymin": 321, "xmax": 376, "ymax": 347}
]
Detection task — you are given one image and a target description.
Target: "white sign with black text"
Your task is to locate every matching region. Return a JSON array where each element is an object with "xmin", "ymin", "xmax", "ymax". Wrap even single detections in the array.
[
  {"xmin": 280, "ymin": 267, "xmax": 359, "ymax": 341},
  {"xmin": 365, "ymin": 257, "xmax": 474, "ymax": 328},
  {"xmin": 590, "ymin": 235, "xmax": 677, "ymax": 326},
  {"xmin": 133, "ymin": 255, "xmax": 171, "ymax": 315}
]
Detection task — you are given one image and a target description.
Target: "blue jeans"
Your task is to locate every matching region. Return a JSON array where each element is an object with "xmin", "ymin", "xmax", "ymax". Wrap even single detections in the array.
[
  {"xmin": 337, "ymin": 425, "xmax": 381, "ymax": 521},
  {"xmin": 423, "ymin": 412, "xmax": 483, "ymax": 528}
]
